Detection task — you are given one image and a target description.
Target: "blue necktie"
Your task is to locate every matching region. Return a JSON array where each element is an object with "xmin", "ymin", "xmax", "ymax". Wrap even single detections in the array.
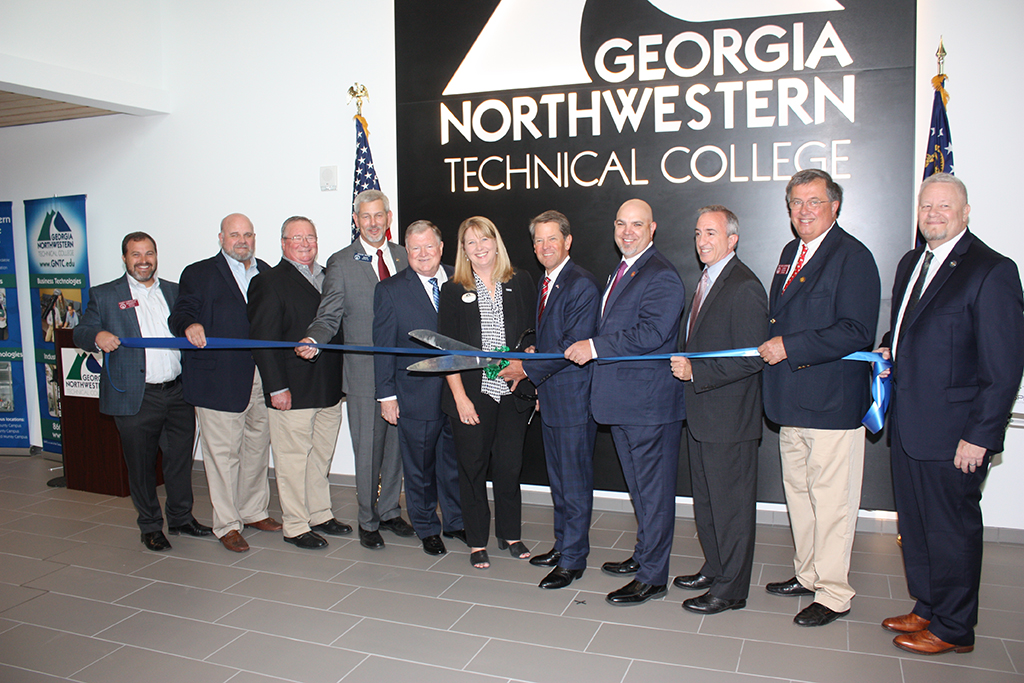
[{"xmin": 429, "ymin": 277, "xmax": 440, "ymax": 311}]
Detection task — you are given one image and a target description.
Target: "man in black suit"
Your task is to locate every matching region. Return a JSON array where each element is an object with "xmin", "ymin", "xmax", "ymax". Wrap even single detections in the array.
[
  {"xmin": 170, "ymin": 213, "xmax": 280, "ymax": 553},
  {"xmin": 878, "ymin": 173, "xmax": 1024, "ymax": 655},
  {"xmin": 74, "ymin": 232, "xmax": 211, "ymax": 551},
  {"xmin": 248, "ymin": 216, "xmax": 352, "ymax": 550},
  {"xmin": 670, "ymin": 206, "xmax": 768, "ymax": 614},
  {"xmin": 758, "ymin": 169, "xmax": 880, "ymax": 627},
  {"xmin": 372, "ymin": 220, "xmax": 463, "ymax": 556}
]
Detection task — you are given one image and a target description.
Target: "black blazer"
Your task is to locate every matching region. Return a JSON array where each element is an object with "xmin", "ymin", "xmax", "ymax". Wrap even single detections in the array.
[
  {"xmin": 169, "ymin": 252, "xmax": 270, "ymax": 412},
  {"xmin": 438, "ymin": 268, "xmax": 535, "ymax": 417},
  {"xmin": 683, "ymin": 256, "xmax": 768, "ymax": 443},
  {"xmin": 247, "ymin": 260, "xmax": 344, "ymax": 410}
]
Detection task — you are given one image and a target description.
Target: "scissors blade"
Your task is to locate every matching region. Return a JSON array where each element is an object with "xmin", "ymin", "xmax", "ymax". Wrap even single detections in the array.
[
  {"xmin": 408, "ymin": 329, "xmax": 482, "ymax": 353},
  {"xmin": 406, "ymin": 355, "xmax": 495, "ymax": 373}
]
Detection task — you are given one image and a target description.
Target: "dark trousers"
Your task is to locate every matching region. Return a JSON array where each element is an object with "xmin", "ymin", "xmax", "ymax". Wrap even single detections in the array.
[
  {"xmin": 541, "ymin": 418, "xmax": 597, "ymax": 570},
  {"xmin": 113, "ymin": 381, "xmax": 197, "ymax": 533},
  {"xmin": 397, "ymin": 416, "xmax": 463, "ymax": 538},
  {"xmin": 891, "ymin": 421, "xmax": 987, "ymax": 646},
  {"xmin": 610, "ymin": 420, "xmax": 683, "ymax": 586},
  {"xmin": 449, "ymin": 394, "xmax": 529, "ymax": 547},
  {"xmin": 688, "ymin": 431, "xmax": 758, "ymax": 600}
]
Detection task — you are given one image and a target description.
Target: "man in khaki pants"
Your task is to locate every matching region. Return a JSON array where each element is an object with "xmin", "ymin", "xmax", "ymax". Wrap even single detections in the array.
[{"xmin": 248, "ymin": 216, "xmax": 353, "ymax": 549}]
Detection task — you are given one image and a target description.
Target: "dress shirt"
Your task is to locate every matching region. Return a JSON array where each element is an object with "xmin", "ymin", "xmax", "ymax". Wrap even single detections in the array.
[
  {"xmin": 360, "ymin": 238, "xmax": 397, "ymax": 281},
  {"xmin": 791, "ymin": 223, "xmax": 835, "ymax": 271},
  {"xmin": 127, "ymin": 276, "xmax": 180, "ymax": 383},
  {"xmin": 541, "ymin": 256, "xmax": 570, "ymax": 311},
  {"xmin": 702, "ymin": 251, "xmax": 734, "ymax": 292},
  {"xmin": 222, "ymin": 251, "xmax": 259, "ymax": 302},
  {"xmin": 891, "ymin": 228, "xmax": 966, "ymax": 358},
  {"xmin": 593, "ymin": 242, "xmax": 654, "ymax": 358}
]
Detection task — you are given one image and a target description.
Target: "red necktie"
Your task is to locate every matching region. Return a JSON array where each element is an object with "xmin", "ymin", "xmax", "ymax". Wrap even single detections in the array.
[
  {"xmin": 783, "ymin": 244, "xmax": 807, "ymax": 292},
  {"xmin": 687, "ymin": 269, "xmax": 709, "ymax": 341},
  {"xmin": 377, "ymin": 248, "xmax": 390, "ymax": 281},
  {"xmin": 538, "ymin": 276, "xmax": 550, "ymax": 320}
]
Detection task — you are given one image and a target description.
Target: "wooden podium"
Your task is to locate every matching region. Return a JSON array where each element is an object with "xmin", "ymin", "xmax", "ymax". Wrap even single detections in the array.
[{"xmin": 54, "ymin": 328, "xmax": 140, "ymax": 496}]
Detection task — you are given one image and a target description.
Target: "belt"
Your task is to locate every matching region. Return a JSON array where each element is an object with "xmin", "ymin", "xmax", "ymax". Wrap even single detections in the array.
[{"xmin": 145, "ymin": 378, "xmax": 180, "ymax": 390}]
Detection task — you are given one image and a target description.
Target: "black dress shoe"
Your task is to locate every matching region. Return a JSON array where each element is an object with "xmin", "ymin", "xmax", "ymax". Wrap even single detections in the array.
[
  {"xmin": 167, "ymin": 520, "xmax": 213, "ymax": 537},
  {"xmin": 379, "ymin": 516, "xmax": 416, "ymax": 537},
  {"xmin": 422, "ymin": 535, "xmax": 447, "ymax": 555},
  {"xmin": 766, "ymin": 576, "xmax": 814, "ymax": 596},
  {"xmin": 673, "ymin": 573, "xmax": 714, "ymax": 590},
  {"xmin": 602, "ymin": 556, "xmax": 640, "ymax": 575},
  {"xmin": 682, "ymin": 592, "xmax": 746, "ymax": 614},
  {"xmin": 530, "ymin": 549, "xmax": 562, "ymax": 567},
  {"xmin": 312, "ymin": 519, "xmax": 353, "ymax": 536},
  {"xmin": 606, "ymin": 579, "xmax": 667, "ymax": 605},
  {"xmin": 539, "ymin": 566, "xmax": 584, "ymax": 589},
  {"xmin": 359, "ymin": 526, "xmax": 385, "ymax": 549},
  {"xmin": 141, "ymin": 530, "xmax": 172, "ymax": 551},
  {"xmin": 794, "ymin": 601, "xmax": 849, "ymax": 627},
  {"xmin": 442, "ymin": 529, "xmax": 468, "ymax": 546},
  {"xmin": 283, "ymin": 531, "xmax": 328, "ymax": 550}
]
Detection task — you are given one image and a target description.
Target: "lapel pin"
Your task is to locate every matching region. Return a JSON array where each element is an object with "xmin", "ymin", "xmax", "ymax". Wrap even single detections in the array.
[
  {"xmin": 462, "ymin": 292, "xmax": 476, "ymax": 303},
  {"xmin": 949, "ymin": 260, "xmax": 957, "ymax": 267}
]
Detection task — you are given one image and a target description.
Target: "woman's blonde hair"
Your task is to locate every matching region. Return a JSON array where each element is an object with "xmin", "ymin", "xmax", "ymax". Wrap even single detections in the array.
[{"xmin": 451, "ymin": 216, "xmax": 515, "ymax": 289}]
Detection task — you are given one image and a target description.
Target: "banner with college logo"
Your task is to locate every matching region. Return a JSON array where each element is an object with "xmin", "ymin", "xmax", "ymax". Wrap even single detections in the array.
[
  {"xmin": 395, "ymin": 0, "xmax": 915, "ymax": 509},
  {"xmin": 0, "ymin": 202, "xmax": 30, "ymax": 448},
  {"xmin": 23, "ymin": 195, "xmax": 90, "ymax": 454}
]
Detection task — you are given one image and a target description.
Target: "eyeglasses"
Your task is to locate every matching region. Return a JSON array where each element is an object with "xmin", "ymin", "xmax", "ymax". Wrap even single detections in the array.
[
  {"xmin": 285, "ymin": 235, "xmax": 317, "ymax": 243},
  {"xmin": 788, "ymin": 198, "xmax": 829, "ymax": 210}
]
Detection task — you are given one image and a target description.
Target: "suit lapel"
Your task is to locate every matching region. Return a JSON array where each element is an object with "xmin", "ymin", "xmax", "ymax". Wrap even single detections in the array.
[
  {"xmin": 690, "ymin": 257, "xmax": 736, "ymax": 341},
  {"xmin": 539, "ymin": 260, "xmax": 571, "ymax": 332},
  {"xmin": 901, "ymin": 231, "xmax": 973, "ymax": 335},
  {"xmin": 280, "ymin": 260, "xmax": 321, "ymax": 301},
  {"xmin": 404, "ymin": 267, "xmax": 435, "ymax": 318},
  {"xmin": 772, "ymin": 226, "xmax": 842, "ymax": 313},
  {"xmin": 214, "ymin": 253, "xmax": 247, "ymax": 306},
  {"xmin": 604, "ymin": 248, "xmax": 656, "ymax": 316},
  {"xmin": 113, "ymin": 276, "xmax": 143, "ymax": 337}
]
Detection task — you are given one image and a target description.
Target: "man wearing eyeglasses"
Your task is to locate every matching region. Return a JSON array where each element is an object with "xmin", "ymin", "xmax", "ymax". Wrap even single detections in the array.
[
  {"xmin": 248, "ymin": 216, "xmax": 353, "ymax": 550},
  {"xmin": 758, "ymin": 169, "xmax": 880, "ymax": 627}
]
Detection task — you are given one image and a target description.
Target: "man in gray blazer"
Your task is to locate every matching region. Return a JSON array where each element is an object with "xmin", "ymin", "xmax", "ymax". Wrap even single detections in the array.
[
  {"xmin": 297, "ymin": 190, "xmax": 413, "ymax": 549},
  {"xmin": 670, "ymin": 206, "xmax": 768, "ymax": 614},
  {"xmin": 74, "ymin": 232, "xmax": 211, "ymax": 552}
]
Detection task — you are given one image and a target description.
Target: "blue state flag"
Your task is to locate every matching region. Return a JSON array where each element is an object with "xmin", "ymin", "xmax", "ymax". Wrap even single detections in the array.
[{"xmin": 923, "ymin": 75, "xmax": 954, "ymax": 178}]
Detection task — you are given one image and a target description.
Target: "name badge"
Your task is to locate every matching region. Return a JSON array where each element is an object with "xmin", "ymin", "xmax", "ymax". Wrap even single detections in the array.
[
  {"xmin": 118, "ymin": 299, "xmax": 139, "ymax": 310},
  {"xmin": 775, "ymin": 264, "xmax": 790, "ymax": 275},
  {"xmin": 354, "ymin": 253, "xmax": 373, "ymax": 263}
]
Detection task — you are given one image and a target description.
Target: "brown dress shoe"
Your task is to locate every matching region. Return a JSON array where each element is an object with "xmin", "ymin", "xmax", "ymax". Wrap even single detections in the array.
[
  {"xmin": 893, "ymin": 629, "xmax": 974, "ymax": 655},
  {"xmin": 220, "ymin": 530, "xmax": 250, "ymax": 553},
  {"xmin": 882, "ymin": 612, "xmax": 930, "ymax": 633},
  {"xmin": 244, "ymin": 517, "xmax": 283, "ymax": 532}
]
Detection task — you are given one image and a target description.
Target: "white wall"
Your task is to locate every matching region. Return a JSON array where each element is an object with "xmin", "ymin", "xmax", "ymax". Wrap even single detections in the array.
[{"xmin": 1, "ymin": 0, "xmax": 1022, "ymax": 529}]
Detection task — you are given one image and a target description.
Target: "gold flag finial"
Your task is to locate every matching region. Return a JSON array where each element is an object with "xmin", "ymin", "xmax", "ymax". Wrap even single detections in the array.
[
  {"xmin": 347, "ymin": 83, "xmax": 369, "ymax": 119},
  {"xmin": 935, "ymin": 38, "xmax": 947, "ymax": 75}
]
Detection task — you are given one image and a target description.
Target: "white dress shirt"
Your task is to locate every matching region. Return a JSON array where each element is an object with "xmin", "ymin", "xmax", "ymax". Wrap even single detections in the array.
[{"xmin": 127, "ymin": 276, "xmax": 181, "ymax": 383}]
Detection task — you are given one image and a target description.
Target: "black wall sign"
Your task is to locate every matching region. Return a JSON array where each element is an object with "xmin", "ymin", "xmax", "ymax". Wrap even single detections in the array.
[{"xmin": 395, "ymin": 0, "xmax": 916, "ymax": 509}]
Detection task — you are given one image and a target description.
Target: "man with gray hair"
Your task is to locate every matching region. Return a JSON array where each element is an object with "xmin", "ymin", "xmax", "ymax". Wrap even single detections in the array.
[
  {"xmin": 877, "ymin": 173, "xmax": 1023, "ymax": 654},
  {"xmin": 372, "ymin": 220, "xmax": 463, "ymax": 555},
  {"xmin": 758, "ymin": 169, "xmax": 880, "ymax": 627},
  {"xmin": 669, "ymin": 205, "xmax": 767, "ymax": 614},
  {"xmin": 297, "ymin": 190, "xmax": 413, "ymax": 549},
  {"xmin": 249, "ymin": 216, "xmax": 352, "ymax": 550}
]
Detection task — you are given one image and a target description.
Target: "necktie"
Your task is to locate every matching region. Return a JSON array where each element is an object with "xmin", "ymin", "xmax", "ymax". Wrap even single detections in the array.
[
  {"xmin": 603, "ymin": 261, "xmax": 629, "ymax": 315},
  {"xmin": 538, "ymin": 276, "xmax": 550, "ymax": 320},
  {"xmin": 687, "ymin": 269, "xmax": 710, "ymax": 341},
  {"xmin": 783, "ymin": 243, "xmax": 808, "ymax": 292},
  {"xmin": 429, "ymin": 277, "xmax": 440, "ymax": 311},
  {"xmin": 377, "ymin": 248, "xmax": 390, "ymax": 281},
  {"xmin": 896, "ymin": 251, "xmax": 934, "ymax": 354}
]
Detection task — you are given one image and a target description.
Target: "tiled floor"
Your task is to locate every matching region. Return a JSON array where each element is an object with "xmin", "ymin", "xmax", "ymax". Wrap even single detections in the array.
[{"xmin": 1, "ymin": 454, "xmax": 1021, "ymax": 683}]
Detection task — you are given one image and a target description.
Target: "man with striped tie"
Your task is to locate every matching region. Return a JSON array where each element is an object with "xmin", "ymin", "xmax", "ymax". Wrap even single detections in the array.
[{"xmin": 372, "ymin": 221, "xmax": 464, "ymax": 556}]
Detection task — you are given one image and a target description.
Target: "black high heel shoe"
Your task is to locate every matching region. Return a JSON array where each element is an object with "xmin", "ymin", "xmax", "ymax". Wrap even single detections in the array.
[
  {"xmin": 470, "ymin": 549, "xmax": 489, "ymax": 569},
  {"xmin": 497, "ymin": 539, "xmax": 531, "ymax": 559}
]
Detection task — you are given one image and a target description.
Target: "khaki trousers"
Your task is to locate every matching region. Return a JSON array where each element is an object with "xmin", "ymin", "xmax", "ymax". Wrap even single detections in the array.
[
  {"xmin": 196, "ymin": 370, "xmax": 271, "ymax": 538},
  {"xmin": 779, "ymin": 425, "xmax": 865, "ymax": 612},
  {"xmin": 268, "ymin": 400, "xmax": 343, "ymax": 537}
]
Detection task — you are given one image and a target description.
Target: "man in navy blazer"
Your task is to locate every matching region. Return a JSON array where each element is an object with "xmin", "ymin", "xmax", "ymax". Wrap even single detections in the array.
[
  {"xmin": 671, "ymin": 206, "xmax": 768, "ymax": 615},
  {"xmin": 758, "ymin": 169, "xmax": 880, "ymax": 627},
  {"xmin": 372, "ymin": 220, "xmax": 463, "ymax": 556},
  {"xmin": 169, "ymin": 213, "xmax": 280, "ymax": 553},
  {"xmin": 566, "ymin": 199, "xmax": 685, "ymax": 605},
  {"xmin": 878, "ymin": 173, "xmax": 1024, "ymax": 655},
  {"xmin": 503, "ymin": 210, "xmax": 600, "ymax": 590},
  {"xmin": 74, "ymin": 232, "xmax": 211, "ymax": 551}
]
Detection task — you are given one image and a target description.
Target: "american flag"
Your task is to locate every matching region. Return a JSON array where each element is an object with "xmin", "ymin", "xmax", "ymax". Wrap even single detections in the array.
[{"xmin": 350, "ymin": 116, "xmax": 389, "ymax": 242}]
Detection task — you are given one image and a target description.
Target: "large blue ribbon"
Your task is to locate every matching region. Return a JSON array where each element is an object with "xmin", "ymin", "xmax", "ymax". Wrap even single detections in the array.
[{"xmin": 114, "ymin": 337, "xmax": 891, "ymax": 433}]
